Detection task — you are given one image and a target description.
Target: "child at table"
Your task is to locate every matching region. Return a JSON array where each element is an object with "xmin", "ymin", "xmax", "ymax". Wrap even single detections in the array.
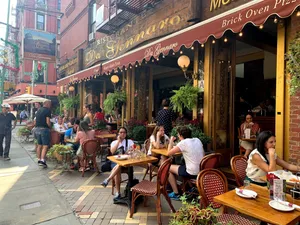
[
  {"xmin": 246, "ymin": 131, "xmax": 299, "ymax": 186},
  {"xmin": 100, "ymin": 127, "xmax": 134, "ymax": 201}
]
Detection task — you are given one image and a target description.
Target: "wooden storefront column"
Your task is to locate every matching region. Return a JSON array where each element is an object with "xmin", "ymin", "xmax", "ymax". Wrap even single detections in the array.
[
  {"xmin": 130, "ymin": 68, "xmax": 135, "ymax": 118},
  {"xmin": 203, "ymin": 42, "xmax": 213, "ymax": 136},
  {"xmin": 148, "ymin": 67, "xmax": 153, "ymax": 123},
  {"xmin": 79, "ymin": 82, "xmax": 84, "ymax": 117},
  {"xmin": 121, "ymin": 71, "xmax": 125, "ymax": 126},
  {"xmin": 193, "ymin": 43, "xmax": 199, "ymax": 120},
  {"xmin": 126, "ymin": 69, "xmax": 131, "ymax": 122},
  {"xmin": 275, "ymin": 22, "xmax": 286, "ymax": 160}
]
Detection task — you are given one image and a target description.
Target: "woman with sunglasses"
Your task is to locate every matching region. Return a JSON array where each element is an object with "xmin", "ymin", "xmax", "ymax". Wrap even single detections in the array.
[{"xmin": 100, "ymin": 127, "xmax": 134, "ymax": 200}]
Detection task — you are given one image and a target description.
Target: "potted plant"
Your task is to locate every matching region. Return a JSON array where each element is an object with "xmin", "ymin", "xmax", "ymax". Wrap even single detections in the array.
[
  {"xmin": 103, "ymin": 90, "xmax": 126, "ymax": 115},
  {"xmin": 48, "ymin": 144, "xmax": 73, "ymax": 162},
  {"xmin": 17, "ymin": 127, "xmax": 31, "ymax": 137},
  {"xmin": 170, "ymin": 82, "xmax": 200, "ymax": 114},
  {"xmin": 169, "ymin": 195, "xmax": 219, "ymax": 225},
  {"xmin": 126, "ymin": 118, "xmax": 147, "ymax": 139},
  {"xmin": 62, "ymin": 94, "xmax": 80, "ymax": 111},
  {"xmin": 93, "ymin": 119, "xmax": 107, "ymax": 131}
]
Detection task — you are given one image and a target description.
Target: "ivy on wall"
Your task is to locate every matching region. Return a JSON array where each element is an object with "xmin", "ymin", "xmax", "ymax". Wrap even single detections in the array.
[{"xmin": 286, "ymin": 31, "xmax": 300, "ymax": 95}]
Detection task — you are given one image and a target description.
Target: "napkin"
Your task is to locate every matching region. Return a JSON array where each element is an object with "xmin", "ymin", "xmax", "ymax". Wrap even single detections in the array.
[
  {"xmin": 235, "ymin": 188, "xmax": 257, "ymax": 198},
  {"xmin": 277, "ymin": 199, "xmax": 300, "ymax": 211}
]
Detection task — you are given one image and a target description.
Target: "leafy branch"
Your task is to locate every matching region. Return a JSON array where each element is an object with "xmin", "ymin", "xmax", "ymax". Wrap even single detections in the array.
[
  {"xmin": 170, "ymin": 82, "xmax": 200, "ymax": 114},
  {"xmin": 103, "ymin": 90, "xmax": 126, "ymax": 114},
  {"xmin": 286, "ymin": 32, "xmax": 300, "ymax": 95}
]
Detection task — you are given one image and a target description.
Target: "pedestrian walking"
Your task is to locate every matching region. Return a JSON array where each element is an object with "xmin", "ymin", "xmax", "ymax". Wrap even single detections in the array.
[
  {"xmin": 0, "ymin": 103, "xmax": 17, "ymax": 160},
  {"xmin": 34, "ymin": 100, "xmax": 51, "ymax": 168}
]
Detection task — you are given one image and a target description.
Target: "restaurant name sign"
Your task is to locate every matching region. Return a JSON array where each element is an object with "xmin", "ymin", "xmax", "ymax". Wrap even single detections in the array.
[
  {"xmin": 58, "ymin": 57, "xmax": 78, "ymax": 76},
  {"xmin": 210, "ymin": 0, "xmax": 251, "ymax": 11},
  {"xmin": 84, "ymin": 9, "xmax": 190, "ymax": 68}
]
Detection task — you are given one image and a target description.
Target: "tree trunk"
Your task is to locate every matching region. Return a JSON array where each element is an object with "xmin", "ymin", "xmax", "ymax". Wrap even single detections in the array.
[{"xmin": 137, "ymin": 68, "xmax": 146, "ymax": 121}]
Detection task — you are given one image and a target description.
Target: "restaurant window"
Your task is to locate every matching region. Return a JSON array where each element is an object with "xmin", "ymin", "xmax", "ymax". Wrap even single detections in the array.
[
  {"xmin": 57, "ymin": 0, "xmax": 61, "ymax": 11},
  {"xmin": 57, "ymin": 19, "xmax": 61, "ymax": 34},
  {"xmin": 36, "ymin": 13, "xmax": 46, "ymax": 31},
  {"xmin": 89, "ymin": 2, "xmax": 96, "ymax": 35}
]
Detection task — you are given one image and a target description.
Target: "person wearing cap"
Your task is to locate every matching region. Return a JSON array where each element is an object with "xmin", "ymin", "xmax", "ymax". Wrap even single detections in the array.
[{"xmin": 0, "ymin": 103, "xmax": 17, "ymax": 160}]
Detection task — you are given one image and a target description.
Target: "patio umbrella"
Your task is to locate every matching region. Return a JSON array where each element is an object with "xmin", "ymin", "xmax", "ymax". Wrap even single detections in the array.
[{"xmin": 4, "ymin": 94, "xmax": 49, "ymax": 104}]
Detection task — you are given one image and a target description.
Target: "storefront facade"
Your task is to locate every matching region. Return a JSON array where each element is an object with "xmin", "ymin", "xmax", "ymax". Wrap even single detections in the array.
[{"xmin": 57, "ymin": 0, "xmax": 300, "ymax": 165}]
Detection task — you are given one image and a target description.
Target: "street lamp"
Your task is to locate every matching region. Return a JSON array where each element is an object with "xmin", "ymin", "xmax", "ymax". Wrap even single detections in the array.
[
  {"xmin": 111, "ymin": 75, "xmax": 119, "ymax": 89},
  {"xmin": 68, "ymin": 85, "xmax": 75, "ymax": 92},
  {"xmin": 177, "ymin": 55, "xmax": 190, "ymax": 79}
]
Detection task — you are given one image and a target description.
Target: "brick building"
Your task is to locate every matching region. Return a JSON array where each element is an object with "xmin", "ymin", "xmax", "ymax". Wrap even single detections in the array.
[
  {"xmin": 12, "ymin": 0, "xmax": 61, "ymax": 98},
  {"xmin": 57, "ymin": 1, "xmax": 300, "ymax": 165}
]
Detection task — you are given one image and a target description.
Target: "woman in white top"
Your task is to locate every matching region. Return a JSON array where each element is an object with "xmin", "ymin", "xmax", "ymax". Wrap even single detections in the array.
[
  {"xmin": 148, "ymin": 126, "xmax": 169, "ymax": 155},
  {"xmin": 246, "ymin": 131, "xmax": 299, "ymax": 186},
  {"xmin": 167, "ymin": 126, "xmax": 204, "ymax": 200},
  {"xmin": 100, "ymin": 127, "xmax": 134, "ymax": 200}
]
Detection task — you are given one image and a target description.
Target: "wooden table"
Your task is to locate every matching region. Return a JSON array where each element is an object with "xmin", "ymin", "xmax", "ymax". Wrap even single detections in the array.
[
  {"xmin": 238, "ymin": 137, "xmax": 256, "ymax": 142},
  {"xmin": 214, "ymin": 184, "xmax": 300, "ymax": 225},
  {"xmin": 151, "ymin": 148, "xmax": 182, "ymax": 157},
  {"xmin": 95, "ymin": 133, "xmax": 116, "ymax": 139},
  {"xmin": 65, "ymin": 138, "xmax": 77, "ymax": 144},
  {"xmin": 107, "ymin": 155, "xmax": 158, "ymax": 208}
]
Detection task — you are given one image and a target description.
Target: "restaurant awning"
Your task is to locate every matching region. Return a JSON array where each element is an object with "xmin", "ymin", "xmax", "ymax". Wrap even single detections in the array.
[
  {"xmin": 57, "ymin": 0, "xmax": 299, "ymax": 86},
  {"xmin": 57, "ymin": 63, "xmax": 101, "ymax": 86}
]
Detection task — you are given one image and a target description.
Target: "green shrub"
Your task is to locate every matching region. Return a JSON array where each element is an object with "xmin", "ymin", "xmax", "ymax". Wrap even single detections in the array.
[{"xmin": 132, "ymin": 125, "xmax": 146, "ymax": 142}]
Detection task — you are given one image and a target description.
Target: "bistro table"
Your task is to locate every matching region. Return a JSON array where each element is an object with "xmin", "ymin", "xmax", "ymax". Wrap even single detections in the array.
[
  {"xmin": 151, "ymin": 148, "xmax": 182, "ymax": 157},
  {"xmin": 95, "ymin": 133, "xmax": 117, "ymax": 139},
  {"xmin": 107, "ymin": 155, "xmax": 158, "ymax": 208},
  {"xmin": 214, "ymin": 184, "xmax": 300, "ymax": 225},
  {"xmin": 238, "ymin": 137, "xmax": 257, "ymax": 142}
]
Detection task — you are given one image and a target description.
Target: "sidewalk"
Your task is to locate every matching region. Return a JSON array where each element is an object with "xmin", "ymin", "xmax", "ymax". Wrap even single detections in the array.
[
  {"xmin": 15, "ymin": 129, "xmax": 181, "ymax": 225},
  {"xmin": 0, "ymin": 129, "xmax": 81, "ymax": 225}
]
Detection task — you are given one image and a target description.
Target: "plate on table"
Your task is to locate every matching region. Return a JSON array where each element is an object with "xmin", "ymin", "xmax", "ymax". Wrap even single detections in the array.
[
  {"xmin": 269, "ymin": 200, "xmax": 295, "ymax": 212},
  {"xmin": 235, "ymin": 189, "xmax": 257, "ymax": 198},
  {"xmin": 273, "ymin": 171, "xmax": 299, "ymax": 185},
  {"xmin": 114, "ymin": 155, "xmax": 129, "ymax": 160}
]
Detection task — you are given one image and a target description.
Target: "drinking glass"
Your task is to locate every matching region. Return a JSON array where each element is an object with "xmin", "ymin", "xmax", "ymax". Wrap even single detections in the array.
[
  {"xmin": 243, "ymin": 179, "xmax": 250, "ymax": 189},
  {"xmin": 274, "ymin": 193, "xmax": 286, "ymax": 201}
]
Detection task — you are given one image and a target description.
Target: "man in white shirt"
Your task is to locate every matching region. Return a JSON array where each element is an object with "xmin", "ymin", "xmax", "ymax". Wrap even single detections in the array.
[
  {"xmin": 53, "ymin": 116, "xmax": 66, "ymax": 144},
  {"xmin": 167, "ymin": 126, "xmax": 204, "ymax": 200}
]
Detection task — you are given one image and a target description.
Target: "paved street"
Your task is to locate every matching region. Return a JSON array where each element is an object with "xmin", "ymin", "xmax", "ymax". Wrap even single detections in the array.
[
  {"xmin": 0, "ymin": 128, "xmax": 81, "ymax": 225},
  {"xmin": 0, "ymin": 128, "xmax": 181, "ymax": 225}
]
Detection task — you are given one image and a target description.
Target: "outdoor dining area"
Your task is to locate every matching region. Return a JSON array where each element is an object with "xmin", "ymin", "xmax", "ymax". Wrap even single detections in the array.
[{"xmin": 51, "ymin": 122, "xmax": 300, "ymax": 225}]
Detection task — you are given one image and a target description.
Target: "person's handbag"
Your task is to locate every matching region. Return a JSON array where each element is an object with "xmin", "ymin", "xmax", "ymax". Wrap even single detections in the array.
[{"xmin": 101, "ymin": 160, "xmax": 112, "ymax": 172}]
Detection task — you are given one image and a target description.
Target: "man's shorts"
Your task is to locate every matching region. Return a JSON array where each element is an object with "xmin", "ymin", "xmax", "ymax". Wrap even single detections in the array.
[
  {"xmin": 35, "ymin": 127, "xmax": 50, "ymax": 146},
  {"xmin": 178, "ymin": 165, "xmax": 197, "ymax": 178}
]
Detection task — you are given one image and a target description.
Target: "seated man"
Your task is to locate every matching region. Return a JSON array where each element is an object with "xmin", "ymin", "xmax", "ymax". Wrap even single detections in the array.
[
  {"xmin": 167, "ymin": 126, "xmax": 205, "ymax": 200},
  {"xmin": 100, "ymin": 127, "xmax": 134, "ymax": 200},
  {"xmin": 53, "ymin": 116, "xmax": 66, "ymax": 144},
  {"xmin": 64, "ymin": 119, "xmax": 80, "ymax": 152}
]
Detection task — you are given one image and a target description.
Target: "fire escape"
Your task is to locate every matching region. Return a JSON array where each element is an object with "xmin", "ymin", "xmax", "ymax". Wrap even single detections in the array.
[{"xmin": 96, "ymin": 0, "xmax": 163, "ymax": 35}]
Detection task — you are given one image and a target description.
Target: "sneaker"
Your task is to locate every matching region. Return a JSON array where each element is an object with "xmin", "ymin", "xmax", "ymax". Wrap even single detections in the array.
[
  {"xmin": 38, "ymin": 160, "xmax": 43, "ymax": 166},
  {"xmin": 4, "ymin": 157, "xmax": 11, "ymax": 161},
  {"xmin": 100, "ymin": 179, "xmax": 108, "ymax": 188},
  {"xmin": 40, "ymin": 161, "xmax": 48, "ymax": 168},
  {"xmin": 113, "ymin": 192, "xmax": 121, "ymax": 201},
  {"xmin": 168, "ymin": 192, "xmax": 180, "ymax": 201}
]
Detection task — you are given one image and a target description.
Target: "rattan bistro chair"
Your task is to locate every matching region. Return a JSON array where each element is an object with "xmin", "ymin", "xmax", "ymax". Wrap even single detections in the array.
[
  {"xmin": 81, "ymin": 139, "xmax": 100, "ymax": 177},
  {"xmin": 196, "ymin": 169, "xmax": 256, "ymax": 225},
  {"xmin": 230, "ymin": 155, "xmax": 247, "ymax": 187},
  {"xmin": 130, "ymin": 158, "xmax": 175, "ymax": 225},
  {"xmin": 182, "ymin": 153, "xmax": 222, "ymax": 194}
]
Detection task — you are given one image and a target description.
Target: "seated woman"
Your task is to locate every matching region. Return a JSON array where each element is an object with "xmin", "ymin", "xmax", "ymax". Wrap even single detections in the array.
[
  {"xmin": 100, "ymin": 127, "xmax": 134, "ymax": 200},
  {"xmin": 94, "ymin": 107, "xmax": 105, "ymax": 121},
  {"xmin": 148, "ymin": 125, "xmax": 169, "ymax": 155},
  {"xmin": 167, "ymin": 126, "xmax": 205, "ymax": 200},
  {"xmin": 74, "ymin": 121, "xmax": 95, "ymax": 172},
  {"xmin": 240, "ymin": 113, "xmax": 260, "ymax": 158},
  {"xmin": 65, "ymin": 119, "xmax": 80, "ymax": 152},
  {"xmin": 246, "ymin": 131, "xmax": 299, "ymax": 186}
]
